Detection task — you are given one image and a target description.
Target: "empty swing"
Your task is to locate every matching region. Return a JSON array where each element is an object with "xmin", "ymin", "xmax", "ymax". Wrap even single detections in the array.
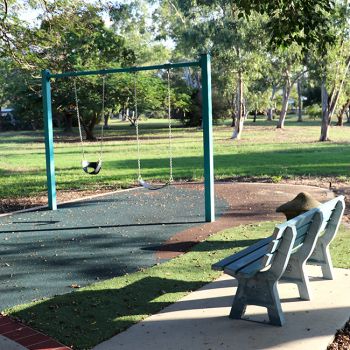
[
  {"xmin": 134, "ymin": 70, "xmax": 173, "ymax": 190},
  {"xmin": 73, "ymin": 76, "xmax": 105, "ymax": 175}
]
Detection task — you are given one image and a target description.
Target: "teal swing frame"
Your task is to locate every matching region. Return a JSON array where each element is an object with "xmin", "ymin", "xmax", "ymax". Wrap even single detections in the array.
[{"xmin": 42, "ymin": 53, "xmax": 215, "ymax": 222}]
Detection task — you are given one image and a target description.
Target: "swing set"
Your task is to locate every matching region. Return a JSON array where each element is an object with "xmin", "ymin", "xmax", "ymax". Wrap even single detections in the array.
[
  {"xmin": 72, "ymin": 69, "xmax": 174, "ymax": 188},
  {"xmin": 42, "ymin": 54, "xmax": 215, "ymax": 222}
]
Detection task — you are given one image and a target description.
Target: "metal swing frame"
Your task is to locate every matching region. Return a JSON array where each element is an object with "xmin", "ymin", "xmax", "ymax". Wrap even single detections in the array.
[{"xmin": 42, "ymin": 53, "xmax": 215, "ymax": 222}]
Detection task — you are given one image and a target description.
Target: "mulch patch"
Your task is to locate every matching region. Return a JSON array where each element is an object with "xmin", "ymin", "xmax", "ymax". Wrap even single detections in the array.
[{"xmin": 328, "ymin": 319, "xmax": 350, "ymax": 350}]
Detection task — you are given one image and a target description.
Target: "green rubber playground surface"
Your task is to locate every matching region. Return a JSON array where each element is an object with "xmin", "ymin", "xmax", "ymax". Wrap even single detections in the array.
[{"xmin": 0, "ymin": 186, "xmax": 226, "ymax": 310}]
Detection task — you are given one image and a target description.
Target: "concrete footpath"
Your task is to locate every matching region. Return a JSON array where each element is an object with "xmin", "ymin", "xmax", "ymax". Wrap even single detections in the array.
[
  {"xmin": 94, "ymin": 266, "xmax": 350, "ymax": 350},
  {"xmin": 0, "ymin": 336, "xmax": 27, "ymax": 350}
]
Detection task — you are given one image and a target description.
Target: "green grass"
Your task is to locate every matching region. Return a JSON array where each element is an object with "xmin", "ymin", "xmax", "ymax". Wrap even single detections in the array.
[
  {"xmin": 1, "ymin": 115, "xmax": 350, "ymax": 200},
  {"xmin": 5, "ymin": 221, "xmax": 350, "ymax": 350}
]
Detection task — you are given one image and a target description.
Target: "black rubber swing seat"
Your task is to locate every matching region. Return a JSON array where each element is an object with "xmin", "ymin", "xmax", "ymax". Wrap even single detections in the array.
[{"xmin": 82, "ymin": 160, "xmax": 102, "ymax": 175}]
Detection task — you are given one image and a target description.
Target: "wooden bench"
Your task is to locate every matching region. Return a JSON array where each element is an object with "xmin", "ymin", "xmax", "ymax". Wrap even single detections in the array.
[{"xmin": 212, "ymin": 195, "xmax": 345, "ymax": 326}]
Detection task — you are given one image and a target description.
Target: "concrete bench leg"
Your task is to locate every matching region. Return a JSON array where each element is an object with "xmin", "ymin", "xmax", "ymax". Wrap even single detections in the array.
[
  {"xmin": 229, "ymin": 277, "xmax": 284, "ymax": 326},
  {"xmin": 308, "ymin": 241, "xmax": 334, "ymax": 280},
  {"xmin": 265, "ymin": 281, "xmax": 285, "ymax": 326},
  {"xmin": 229, "ymin": 279, "xmax": 247, "ymax": 320},
  {"xmin": 320, "ymin": 246, "xmax": 334, "ymax": 280},
  {"xmin": 282, "ymin": 257, "xmax": 311, "ymax": 300}
]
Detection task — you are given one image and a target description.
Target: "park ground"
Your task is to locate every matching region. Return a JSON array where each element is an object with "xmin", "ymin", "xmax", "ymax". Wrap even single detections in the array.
[{"xmin": 0, "ymin": 115, "xmax": 350, "ymax": 349}]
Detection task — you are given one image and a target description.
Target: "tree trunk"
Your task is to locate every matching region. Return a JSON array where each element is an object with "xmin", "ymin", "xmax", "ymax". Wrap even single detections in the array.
[
  {"xmin": 231, "ymin": 112, "xmax": 236, "ymax": 127},
  {"xmin": 81, "ymin": 115, "xmax": 97, "ymax": 141},
  {"xmin": 231, "ymin": 71, "xmax": 244, "ymax": 140},
  {"xmin": 297, "ymin": 78, "xmax": 303, "ymax": 122},
  {"xmin": 320, "ymin": 81, "xmax": 330, "ymax": 141},
  {"xmin": 267, "ymin": 86, "xmax": 276, "ymax": 121},
  {"xmin": 85, "ymin": 128, "xmax": 95, "ymax": 141},
  {"xmin": 253, "ymin": 109, "xmax": 257, "ymax": 122},
  {"xmin": 104, "ymin": 112, "xmax": 110, "ymax": 129},
  {"xmin": 277, "ymin": 82, "xmax": 291, "ymax": 129},
  {"xmin": 63, "ymin": 112, "xmax": 73, "ymax": 132},
  {"xmin": 336, "ymin": 99, "xmax": 350, "ymax": 126}
]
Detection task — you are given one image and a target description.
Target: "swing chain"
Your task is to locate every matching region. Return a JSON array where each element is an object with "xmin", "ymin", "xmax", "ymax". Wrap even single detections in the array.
[
  {"xmin": 134, "ymin": 72, "xmax": 142, "ymax": 181},
  {"xmin": 99, "ymin": 75, "xmax": 106, "ymax": 161},
  {"xmin": 167, "ymin": 69, "xmax": 173, "ymax": 183},
  {"xmin": 73, "ymin": 78, "xmax": 86, "ymax": 160},
  {"xmin": 134, "ymin": 69, "xmax": 173, "ymax": 187}
]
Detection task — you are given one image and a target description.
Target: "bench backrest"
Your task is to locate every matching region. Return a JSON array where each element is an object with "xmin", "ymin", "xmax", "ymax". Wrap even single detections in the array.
[
  {"xmin": 316, "ymin": 196, "xmax": 345, "ymax": 245},
  {"xmin": 263, "ymin": 195, "xmax": 345, "ymax": 269},
  {"xmin": 261, "ymin": 208, "xmax": 321, "ymax": 268},
  {"xmin": 215, "ymin": 196, "xmax": 345, "ymax": 279}
]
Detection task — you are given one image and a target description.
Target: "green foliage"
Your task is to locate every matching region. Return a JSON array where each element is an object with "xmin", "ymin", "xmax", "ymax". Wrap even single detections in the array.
[
  {"xmin": 305, "ymin": 104, "xmax": 322, "ymax": 120},
  {"xmin": 109, "ymin": 0, "xmax": 172, "ymax": 65},
  {"xmin": 196, "ymin": 0, "xmax": 336, "ymax": 54}
]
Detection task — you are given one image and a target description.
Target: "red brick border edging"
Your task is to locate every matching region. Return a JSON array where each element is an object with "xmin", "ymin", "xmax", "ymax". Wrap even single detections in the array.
[{"xmin": 0, "ymin": 315, "xmax": 71, "ymax": 350}]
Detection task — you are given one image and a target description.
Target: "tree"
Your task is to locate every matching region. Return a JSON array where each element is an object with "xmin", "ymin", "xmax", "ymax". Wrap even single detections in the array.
[
  {"xmin": 2, "ymin": 1, "xmax": 135, "ymax": 138},
  {"xmin": 193, "ymin": 0, "xmax": 336, "ymax": 53},
  {"xmin": 108, "ymin": 1, "xmax": 171, "ymax": 66},
  {"xmin": 310, "ymin": 1, "xmax": 350, "ymax": 141},
  {"xmin": 155, "ymin": 1, "xmax": 270, "ymax": 138},
  {"xmin": 273, "ymin": 44, "xmax": 306, "ymax": 129}
]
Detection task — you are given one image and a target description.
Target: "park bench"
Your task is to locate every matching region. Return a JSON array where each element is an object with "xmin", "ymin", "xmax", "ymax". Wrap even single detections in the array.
[{"xmin": 212, "ymin": 195, "xmax": 345, "ymax": 326}]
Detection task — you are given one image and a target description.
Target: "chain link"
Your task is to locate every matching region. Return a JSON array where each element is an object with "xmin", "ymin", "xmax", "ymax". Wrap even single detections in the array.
[
  {"xmin": 74, "ymin": 77, "xmax": 105, "ymax": 162},
  {"xmin": 134, "ymin": 72, "xmax": 142, "ymax": 181},
  {"xmin": 167, "ymin": 69, "xmax": 173, "ymax": 182},
  {"xmin": 73, "ymin": 78, "xmax": 86, "ymax": 160},
  {"xmin": 99, "ymin": 75, "xmax": 105, "ymax": 161},
  {"xmin": 134, "ymin": 70, "xmax": 173, "ymax": 186}
]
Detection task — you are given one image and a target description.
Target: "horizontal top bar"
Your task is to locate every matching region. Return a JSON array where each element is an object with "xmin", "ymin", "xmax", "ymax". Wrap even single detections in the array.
[{"xmin": 47, "ymin": 60, "xmax": 200, "ymax": 79}]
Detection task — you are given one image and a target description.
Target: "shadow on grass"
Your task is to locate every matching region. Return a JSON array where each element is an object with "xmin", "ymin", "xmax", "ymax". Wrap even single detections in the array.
[
  {"xmin": 142, "ymin": 238, "xmax": 261, "ymax": 253},
  {"xmin": 8, "ymin": 277, "xmax": 211, "ymax": 349},
  {"xmin": 5, "ymin": 236, "xmax": 254, "ymax": 349},
  {"xmin": 2, "ymin": 141, "xmax": 350, "ymax": 199}
]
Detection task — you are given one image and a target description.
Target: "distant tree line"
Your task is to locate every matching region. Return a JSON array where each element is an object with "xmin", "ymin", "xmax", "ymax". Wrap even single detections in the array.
[{"xmin": 1, "ymin": 0, "xmax": 349, "ymax": 141}]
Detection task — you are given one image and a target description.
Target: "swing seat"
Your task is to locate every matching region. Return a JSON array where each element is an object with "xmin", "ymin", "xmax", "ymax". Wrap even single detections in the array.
[
  {"xmin": 139, "ymin": 178, "xmax": 170, "ymax": 191},
  {"xmin": 82, "ymin": 160, "xmax": 102, "ymax": 175}
]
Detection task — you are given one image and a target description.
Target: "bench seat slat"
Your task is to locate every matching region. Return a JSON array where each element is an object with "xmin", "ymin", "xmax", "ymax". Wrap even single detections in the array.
[
  {"xmin": 223, "ymin": 240, "xmax": 280, "ymax": 275},
  {"xmin": 234, "ymin": 257, "xmax": 267, "ymax": 278},
  {"xmin": 212, "ymin": 236, "xmax": 273, "ymax": 271}
]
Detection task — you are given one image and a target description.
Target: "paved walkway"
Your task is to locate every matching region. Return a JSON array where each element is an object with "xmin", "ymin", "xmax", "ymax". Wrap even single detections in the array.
[{"xmin": 93, "ymin": 266, "xmax": 350, "ymax": 350}]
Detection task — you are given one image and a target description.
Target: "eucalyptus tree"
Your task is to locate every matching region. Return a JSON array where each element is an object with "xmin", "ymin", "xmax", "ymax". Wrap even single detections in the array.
[
  {"xmin": 154, "ymin": 1, "xmax": 270, "ymax": 138},
  {"xmin": 272, "ymin": 44, "xmax": 306, "ymax": 129},
  {"xmin": 108, "ymin": 0, "xmax": 171, "ymax": 66},
  {"xmin": 214, "ymin": 13, "xmax": 269, "ymax": 140},
  {"xmin": 308, "ymin": 1, "xmax": 350, "ymax": 141}
]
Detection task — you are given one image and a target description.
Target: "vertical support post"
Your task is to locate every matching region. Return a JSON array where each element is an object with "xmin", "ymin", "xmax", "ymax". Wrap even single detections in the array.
[
  {"xmin": 42, "ymin": 69, "xmax": 57, "ymax": 210},
  {"xmin": 200, "ymin": 53, "xmax": 215, "ymax": 222}
]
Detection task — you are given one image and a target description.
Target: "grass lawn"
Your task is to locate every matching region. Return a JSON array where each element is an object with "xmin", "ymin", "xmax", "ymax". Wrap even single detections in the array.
[
  {"xmin": 5, "ymin": 222, "xmax": 350, "ymax": 350},
  {"xmin": 1, "ymin": 115, "xmax": 350, "ymax": 200},
  {"xmin": 2, "ymin": 117, "xmax": 350, "ymax": 349}
]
